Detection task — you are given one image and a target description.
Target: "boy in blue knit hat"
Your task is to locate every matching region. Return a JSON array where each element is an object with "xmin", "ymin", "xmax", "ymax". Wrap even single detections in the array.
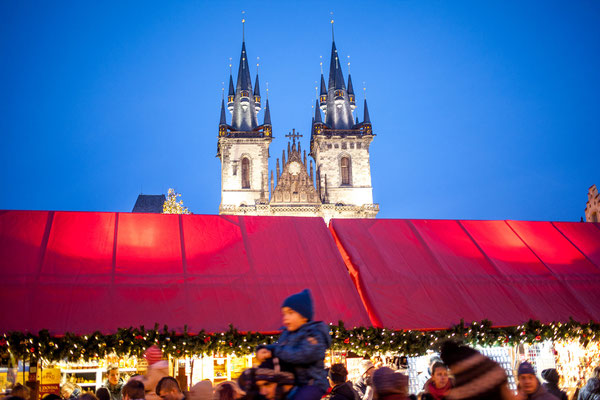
[{"xmin": 257, "ymin": 289, "xmax": 331, "ymax": 400}]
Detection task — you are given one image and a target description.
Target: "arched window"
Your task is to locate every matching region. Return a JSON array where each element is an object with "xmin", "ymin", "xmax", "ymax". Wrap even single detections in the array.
[
  {"xmin": 341, "ymin": 156, "xmax": 351, "ymax": 186},
  {"xmin": 241, "ymin": 158, "xmax": 250, "ymax": 189}
]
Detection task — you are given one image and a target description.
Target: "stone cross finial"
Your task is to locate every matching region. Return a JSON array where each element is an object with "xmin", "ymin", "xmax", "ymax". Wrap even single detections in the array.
[{"xmin": 285, "ymin": 129, "xmax": 303, "ymax": 146}]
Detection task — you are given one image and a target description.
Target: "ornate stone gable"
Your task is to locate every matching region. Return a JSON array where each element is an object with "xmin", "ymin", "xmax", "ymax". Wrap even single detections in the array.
[{"xmin": 271, "ymin": 131, "xmax": 320, "ymax": 205}]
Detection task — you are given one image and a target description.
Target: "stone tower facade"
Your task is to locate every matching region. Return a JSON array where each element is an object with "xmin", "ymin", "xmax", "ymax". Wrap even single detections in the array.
[
  {"xmin": 310, "ymin": 41, "xmax": 376, "ymax": 208},
  {"xmin": 585, "ymin": 184, "xmax": 600, "ymax": 222},
  {"xmin": 218, "ymin": 41, "xmax": 272, "ymax": 211},
  {"xmin": 217, "ymin": 35, "xmax": 378, "ymax": 222}
]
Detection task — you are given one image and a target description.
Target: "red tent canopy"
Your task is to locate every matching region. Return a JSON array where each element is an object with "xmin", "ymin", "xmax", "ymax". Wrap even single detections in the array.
[
  {"xmin": 2, "ymin": 211, "xmax": 599, "ymax": 335},
  {"xmin": 0, "ymin": 210, "xmax": 371, "ymax": 334},
  {"xmin": 329, "ymin": 219, "xmax": 600, "ymax": 330}
]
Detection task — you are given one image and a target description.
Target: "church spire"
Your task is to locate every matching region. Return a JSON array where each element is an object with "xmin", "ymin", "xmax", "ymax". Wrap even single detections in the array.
[
  {"xmin": 314, "ymin": 99, "xmax": 322, "ymax": 123},
  {"xmin": 319, "ymin": 74, "xmax": 327, "ymax": 112},
  {"xmin": 324, "ymin": 40, "xmax": 354, "ymax": 130},
  {"xmin": 254, "ymin": 73, "xmax": 261, "ymax": 112},
  {"xmin": 230, "ymin": 40, "xmax": 259, "ymax": 132},
  {"xmin": 227, "ymin": 74, "xmax": 235, "ymax": 113},
  {"xmin": 363, "ymin": 98, "xmax": 371, "ymax": 124},
  {"xmin": 264, "ymin": 98, "xmax": 271, "ymax": 125},
  {"xmin": 219, "ymin": 96, "xmax": 227, "ymax": 125},
  {"xmin": 347, "ymin": 74, "xmax": 356, "ymax": 111}
]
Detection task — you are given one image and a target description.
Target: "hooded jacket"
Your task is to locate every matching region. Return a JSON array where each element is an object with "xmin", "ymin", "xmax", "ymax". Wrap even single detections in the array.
[
  {"xmin": 579, "ymin": 378, "xmax": 600, "ymax": 400},
  {"xmin": 267, "ymin": 321, "xmax": 332, "ymax": 392}
]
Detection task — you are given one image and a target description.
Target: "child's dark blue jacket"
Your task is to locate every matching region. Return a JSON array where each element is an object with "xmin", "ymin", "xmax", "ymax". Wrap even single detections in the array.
[{"xmin": 266, "ymin": 321, "xmax": 332, "ymax": 392}]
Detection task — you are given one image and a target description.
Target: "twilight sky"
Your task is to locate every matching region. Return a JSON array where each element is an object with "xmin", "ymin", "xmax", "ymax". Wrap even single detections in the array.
[{"xmin": 1, "ymin": 1, "xmax": 599, "ymax": 221}]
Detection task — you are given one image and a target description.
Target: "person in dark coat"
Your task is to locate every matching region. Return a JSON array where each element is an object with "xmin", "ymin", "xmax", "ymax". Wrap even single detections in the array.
[
  {"xmin": 540, "ymin": 369, "xmax": 567, "ymax": 400},
  {"xmin": 327, "ymin": 364, "xmax": 360, "ymax": 400},
  {"xmin": 261, "ymin": 290, "xmax": 332, "ymax": 400},
  {"xmin": 579, "ymin": 367, "xmax": 600, "ymax": 400},
  {"xmin": 516, "ymin": 361, "xmax": 557, "ymax": 400}
]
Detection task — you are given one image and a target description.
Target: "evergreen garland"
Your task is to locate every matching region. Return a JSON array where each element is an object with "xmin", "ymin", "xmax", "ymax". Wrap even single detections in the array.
[{"xmin": 1, "ymin": 319, "xmax": 598, "ymax": 362}]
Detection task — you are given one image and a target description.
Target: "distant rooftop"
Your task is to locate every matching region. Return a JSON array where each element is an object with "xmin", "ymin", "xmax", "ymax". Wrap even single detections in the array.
[{"xmin": 132, "ymin": 194, "xmax": 165, "ymax": 213}]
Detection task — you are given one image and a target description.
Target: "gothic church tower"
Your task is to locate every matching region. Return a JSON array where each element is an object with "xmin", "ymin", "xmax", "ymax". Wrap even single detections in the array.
[
  {"xmin": 310, "ymin": 40, "xmax": 376, "ymax": 208},
  {"xmin": 217, "ymin": 39, "xmax": 272, "ymax": 213}
]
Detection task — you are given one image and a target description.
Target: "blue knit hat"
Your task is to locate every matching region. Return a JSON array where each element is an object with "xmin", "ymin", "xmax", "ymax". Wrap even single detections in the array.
[
  {"xmin": 282, "ymin": 289, "xmax": 313, "ymax": 320},
  {"xmin": 518, "ymin": 361, "xmax": 536, "ymax": 376}
]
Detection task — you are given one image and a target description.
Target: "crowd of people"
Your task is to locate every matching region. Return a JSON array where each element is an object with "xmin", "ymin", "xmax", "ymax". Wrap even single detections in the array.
[{"xmin": 3, "ymin": 290, "xmax": 600, "ymax": 400}]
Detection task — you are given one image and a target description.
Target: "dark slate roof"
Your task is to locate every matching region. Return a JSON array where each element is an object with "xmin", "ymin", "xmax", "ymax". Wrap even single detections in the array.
[
  {"xmin": 220, "ymin": 97, "xmax": 227, "ymax": 125},
  {"xmin": 132, "ymin": 194, "xmax": 166, "ymax": 213},
  {"xmin": 228, "ymin": 75, "xmax": 235, "ymax": 96},
  {"xmin": 236, "ymin": 42, "xmax": 252, "ymax": 92},
  {"xmin": 328, "ymin": 41, "xmax": 346, "ymax": 91},
  {"xmin": 347, "ymin": 74, "xmax": 355, "ymax": 95},
  {"xmin": 320, "ymin": 74, "xmax": 327, "ymax": 95},
  {"xmin": 264, "ymin": 98, "xmax": 271, "ymax": 125},
  {"xmin": 254, "ymin": 73, "xmax": 260, "ymax": 97},
  {"xmin": 314, "ymin": 99, "xmax": 322, "ymax": 123},
  {"xmin": 363, "ymin": 99, "xmax": 371, "ymax": 124}
]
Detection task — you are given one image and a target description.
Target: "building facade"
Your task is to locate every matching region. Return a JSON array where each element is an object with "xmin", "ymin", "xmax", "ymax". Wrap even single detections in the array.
[
  {"xmin": 217, "ymin": 37, "xmax": 378, "ymax": 223},
  {"xmin": 585, "ymin": 184, "xmax": 599, "ymax": 222}
]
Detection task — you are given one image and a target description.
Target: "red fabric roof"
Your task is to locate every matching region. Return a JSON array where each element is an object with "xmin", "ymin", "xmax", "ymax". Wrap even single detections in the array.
[
  {"xmin": 0, "ymin": 211, "xmax": 371, "ymax": 334},
  {"xmin": 2, "ymin": 211, "xmax": 599, "ymax": 335},
  {"xmin": 329, "ymin": 219, "xmax": 600, "ymax": 330}
]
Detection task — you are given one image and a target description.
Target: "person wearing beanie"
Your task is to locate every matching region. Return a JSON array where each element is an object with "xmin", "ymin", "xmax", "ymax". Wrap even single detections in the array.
[
  {"xmin": 353, "ymin": 360, "xmax": 375, "ymax": 400},
  {"xmin": 516, "ymin": 361, "xmax": 556, "ymax": 400},
  {"xmin": 541, "ymin": 369, "xmax": 567, "ymax": 400},
  {"xmin": 136, "ymin": 346, "xmax": 169, "ymax": 400},
  {"xmin": 372, "ymin": 367, "xmax": 409, "ymax": 400},
  {"xmin": 327, "ymin": 364, "xmax": 361, "ymax": 400},
  {"xmin": 260, "ymin": 289, "xmax": 331, "ymax": 400},
  {"xmin": 439, "ymin": 341, "xmax": 513, "ymax": 400}
]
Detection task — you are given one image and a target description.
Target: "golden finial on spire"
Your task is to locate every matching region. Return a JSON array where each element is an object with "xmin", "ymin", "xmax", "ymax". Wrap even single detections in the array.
[
  {"xmin": 256, "ymin": 56, "xmax": 260, "ymax": 72},
  {"xmin": 229, "ymin": 57, "xmax": 232, "ymax": 74},
  {"xmin": 242, "ymin": 11, "xmax": 246, "ymax": 41},
  {"xmin": 363, "ymin": 82, "xmax": 367, "ymax": 99},
  {"xmin": 315, "ymin": 81, "xmax": 318, "ymax": 99},
  {"xmin": 266, "ymin": 81, "xmax": 269, "ymax": 99},
  {"xmin": 347, "ymin": 55, "xmax": 351, "ymax": 73},
  {"xmin": 319, "ymin": 55, "xmax": 323, "ymax": 74},
  {"xmin": 330, "ymin": 11, "xmax": 334, "ymax": 41}
]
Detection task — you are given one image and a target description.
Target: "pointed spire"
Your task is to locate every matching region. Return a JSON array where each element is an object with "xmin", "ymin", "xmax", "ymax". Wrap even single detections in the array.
[
  {"xmin": 254, "ymin": 73, "xmax": 260, "ymax": 97},
  {"xmin": 227, "ymin": 74, "xmax": 235, "ymax": 113},
  {"xmin": 328, "ymin": 41, "xmax": 346, "ymax": 91},
  {"xmin": 236, "ymin": 42, "xmax": 252, "ymax": 92},
  {"xmin": 310, "ymin": 160, "xmax": 314, "ymax": 183},
  {"xmin": 282, "ymin": 149, "xmax": 286, "ymax": 167},
  {"xmin": 228, "ymin": 74, "xmax": 235, "ymax": 97},
  {"xmin": 363, "ymin": 98, "xmax": 371, "ymax": 124},
  {"xmin": 320, "ymin": 74, "xmax": 327, "ymax": 96},
  {"xmin": 303, "ymin": 150, "xmax": 306, "ymax": 166},
  {"xmin": 263, "ymin": 98, "xmax": 271, "ymax": 125},
  {"xmin": 270, "ymin": 170, "xmax": 274, "ymax": 199},
  {"xmin": 276, "ymin": 158, "xmax": 281, "ymax": 180},
  {"xmin": 314, "ymin": 99, "xmax": 322, "ymax": 123},
  {"xmin": 219, "ymin": 97, "xmax": 227, "ymax": 125},
  {"xmin": 347, "ymin": 74, "xmax": 355, "ymax": 96}
]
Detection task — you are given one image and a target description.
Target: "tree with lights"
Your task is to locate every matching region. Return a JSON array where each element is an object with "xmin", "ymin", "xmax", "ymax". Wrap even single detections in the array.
[{"xmin": 163, "ymin": 188, "xmax": 191, "ymax": 214}]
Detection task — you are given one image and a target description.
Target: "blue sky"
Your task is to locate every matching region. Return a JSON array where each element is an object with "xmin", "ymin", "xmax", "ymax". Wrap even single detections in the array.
[{"xmin": 1, "ymin": 1, "xmax": 599, "ymax": 221}]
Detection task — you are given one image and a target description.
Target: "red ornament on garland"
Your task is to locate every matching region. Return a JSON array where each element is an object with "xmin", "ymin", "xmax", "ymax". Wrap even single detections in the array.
[
  {"xmin": 535, "ymin": 335, "xmax": 541, "ymax": 341},
  {"xmin": 344, "ymin": 338, "xmax": 350, "ymax": 344}
]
